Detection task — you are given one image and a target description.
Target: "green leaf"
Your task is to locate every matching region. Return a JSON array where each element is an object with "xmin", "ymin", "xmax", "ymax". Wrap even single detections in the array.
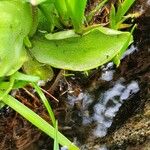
[
  {"xmin": 12, "ymin": 72, "xmax": 40, "ymax": 82},
  {"xmin": 23, "ymin": 57, "xmax": 54, "ymax": 81},
  {"xmin": 0, "ymin": 71, "xmax": 40, "ymax": 100},
  {"xmin": 109, "ymin": 4, "xmax": 116, "ymax": 29},
  {"xmin": 13, "ymin": 81, "xmax": 29, "ymax": 89},
  {"xmin": 39, "ymin": 1, "xmax": 62, "ymax": 32},
  {"xmin": 54, "ymin": 120, "xmax": 59, "ymax": 150},
  {"xmin": 109, "ymin": 0, "xmax": 136, "ymax": 30},
  {"xmin": 65, "ymin": 0, "xmax": 87, "ymax": 33},
  {"xmin": 54, "ymin": 0, "xmax": 69, "ymax": 25},
  {"xmin": 0, "ymin": 76, "xmax": 15, "ymax": 101},
  {"xmin": 116, "ymin": 0, "xmax": 136, "ymax": 23},
  {"xmin": 30, "ymin": 26, "xmax": 133, "ymax": 71},
  {"xmin": 0, "ymin": 101, "xmax": 5, "ymax": 109},
  {"xmin": 0, "ymin": 81, "xmax": 28, "ymax": 90},
  {"xmin": 39, "ymin": 2, "xmax": 55, "ymax": 32},
  {"xmin": 45, "ymin": 30, "xmax": 79, "ymax": 40},
  {"xmin": 0, "ymin": 91, "xmax": 79, "ymax": 150},
  {"xmin": 113, "ymin": 24, "xmax": 135, "ymax": 66},
  {"xmin": 0, "ymin": 0, "xmax": 32, "ymax": 77}
]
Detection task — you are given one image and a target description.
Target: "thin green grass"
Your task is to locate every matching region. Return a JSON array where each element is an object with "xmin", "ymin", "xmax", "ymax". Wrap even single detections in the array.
[
  {"xmin": 109, "ymin": 0, "xmax": 136, "ymax": 29},
  {"xmin": 0, "ymin": 72, "xmax": 79, "ymax": 149},
  {"xmin": 0, "ymin": 91, "xmax": 79, "ymax": 150},
  {"xmin": 116, "ymin": 0, "xmax": 136, "ymax": 22},
  {"xmin": 54, "ymin": 120, "xmax": 59, "ymax": 150},
  {"xmin": 32, "ymin": 82, "xmax": 56, "ymax": 126}
]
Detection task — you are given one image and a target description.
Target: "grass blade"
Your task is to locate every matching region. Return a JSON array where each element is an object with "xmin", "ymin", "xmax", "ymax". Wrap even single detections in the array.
[
  {"xmin": 0, "ymin": 81, "xmax": 28, "ymax": 90},
  {"xmin": 32, "ymin": 82, "xmax": 56, "ymax": 126},
  {"xmin": 116, "ymin": 0, "xmax": 135, "ymax": 22},
  {"xmin": 0, "ymin": 77, "xmax": 15, "ymax": 100},
  {"xmin": 12, "ymin": 72, "xmax": 40, "ymax": 82},
  {"xmin": 0, "ymin": 91, "xmax": 79, "ymax": 150},
  {"xmin": 54, "ymin": 120, "xmax": 59, "ymax": 150}
]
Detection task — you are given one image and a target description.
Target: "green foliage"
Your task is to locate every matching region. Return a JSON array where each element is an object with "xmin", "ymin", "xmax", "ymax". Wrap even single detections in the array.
[
  {"xmin": 65, "ymin": 0, "xmax": 87, "ymax": 33},
  {"xmin": 54, "ymin": 120, "xmax": 59, "ymax": 150},
  {"xmin": 0, "ymin": 0, "xmax": 136, "ymax": 149},
  {"xmin": 116, "ymin": 0, "xmax": 136, "ymax": 23},
  {"xmin": 110, "ymin": 4, "xmax": 116, "ymax": 29},
  {"xmin": 38, "ymin": 1, "xmax": 63, "ymax": 32},
  {"xmin": 0, "ymin": 72, "xmax": 79, "ymax": 149},
  {"xmin": 12, "ymin": 72, "xmax": 40, "ymax": 82},
  {"xmin": 0, "ymin": 72, "xmax": 39, "ymax": 100},
  {"xmin": 0, "ymin": 90, "xmax": 79, "ymax": 150},
  {"xmin": 23, "ymin": 57, "xmax": 54, "ymax": 81},
  {"xmin": 38, "ymin": 0, "xmax": 87, "ymax": 33},
  {"xmin": 113, "ymin": 24, "xmax": 136, "ymax": 66},
  {"xmin": 0, "ymin": 0, "xmax": 32, "ymax": 77},
  {"xmin": 109, "ymin": 0, "xmax": 136, "ymax": 65},
  {"xmin": 30, "ymin": 26, "xmax": 132, "ymax": 71},
  {"xmin": 0, "ymin": 72, "xmax": 40, "ymax": 108},
  {"xmin": 109, "ymin": 0, "xmax": 136, "ymax": 29},
  {"xmin": 45, "ymin": 30, "xmax": 79, "ymax": 40},
  {"xmin": 54, "ymin": 0, "xmax": 69, "ymax": 25},
  {"xmin": 32, "ymin": 82, "xmax": 56, "ymax": 126}
]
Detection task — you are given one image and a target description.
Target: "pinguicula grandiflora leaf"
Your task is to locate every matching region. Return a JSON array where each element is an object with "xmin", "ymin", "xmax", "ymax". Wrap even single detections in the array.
[
  {"xmin": 30, "ymin": 26, "xmax": 133, "ymax": 71},
  {"xmin": 0, "ymin": 0, "xmax": 32, "ymax": 77},
  {"xmin": 23, "ymin": 57, "xmax": 54, "ymax": 81}
]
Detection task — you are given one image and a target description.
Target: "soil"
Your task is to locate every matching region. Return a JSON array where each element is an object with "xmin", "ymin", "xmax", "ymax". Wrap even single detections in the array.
[{"xmin": 0, "ymin": 1, "xmax": 150, "ymax": 150}]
